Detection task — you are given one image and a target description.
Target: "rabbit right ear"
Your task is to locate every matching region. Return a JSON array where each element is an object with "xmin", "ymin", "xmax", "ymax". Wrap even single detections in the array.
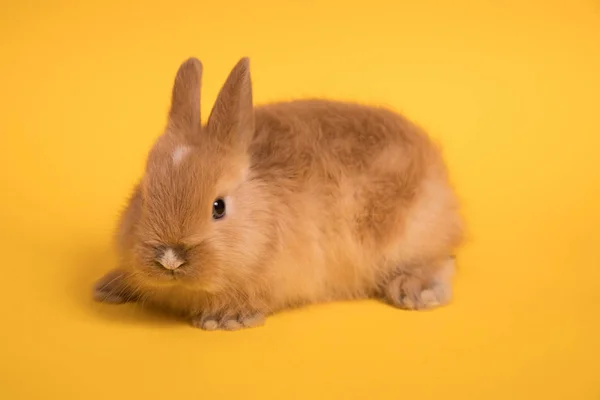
[
  {"xmin": 167, "ymin": 58, "xmax": 203, "ymax": 133},
  {"xmin": 206, "ymin": 57, "xmax": 254, "ymax": 149}
]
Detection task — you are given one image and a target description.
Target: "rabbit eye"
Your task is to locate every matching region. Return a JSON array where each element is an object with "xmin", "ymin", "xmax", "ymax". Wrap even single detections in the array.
[{"xmin": 212, "ymin": 198, "xmax": 226, "ymax": 220}]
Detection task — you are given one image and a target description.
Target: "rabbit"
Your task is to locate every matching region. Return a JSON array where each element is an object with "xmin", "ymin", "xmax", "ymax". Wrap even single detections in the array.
[{"xmin": 92, "ymin": 57, "xmax": 464, "ymax": 331}]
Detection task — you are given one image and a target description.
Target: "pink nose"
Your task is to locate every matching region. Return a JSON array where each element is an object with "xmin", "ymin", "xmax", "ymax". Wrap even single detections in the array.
[{"xmin": 156, "ymin": 248, "xmax": 186, "ymax": 270}]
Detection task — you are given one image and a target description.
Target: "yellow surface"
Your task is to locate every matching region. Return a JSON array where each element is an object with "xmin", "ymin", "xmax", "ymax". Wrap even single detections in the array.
[{"xmin": 1, "ymin": 0, "xmax": 599, "ymax": 398}]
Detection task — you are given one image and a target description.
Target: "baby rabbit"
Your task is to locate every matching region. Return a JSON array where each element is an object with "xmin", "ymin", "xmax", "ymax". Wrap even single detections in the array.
[{"xmin": 93, "ymin": 57, "xmax": 464, "ymax": 331}]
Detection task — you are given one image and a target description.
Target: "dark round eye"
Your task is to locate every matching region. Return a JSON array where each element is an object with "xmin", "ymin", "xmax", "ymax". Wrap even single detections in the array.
[{"xmin": 212, "ymin": 198, "xmax": 226, "ymax": 219}]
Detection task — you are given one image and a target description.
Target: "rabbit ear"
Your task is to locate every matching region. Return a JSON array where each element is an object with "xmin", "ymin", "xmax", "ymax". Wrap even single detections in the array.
[
  {"xmin": 168, "ymin": 57, "xmax": 203, "ymax": 132},
  {"xmin": 206, "ymin": 57, "xmax": 254, "ymax": 148}
]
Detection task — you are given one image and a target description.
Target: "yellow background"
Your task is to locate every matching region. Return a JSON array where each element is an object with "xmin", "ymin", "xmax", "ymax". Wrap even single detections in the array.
[{"xmin": 1, "ymin": 0, "xmax": 599, "ymax": 398}]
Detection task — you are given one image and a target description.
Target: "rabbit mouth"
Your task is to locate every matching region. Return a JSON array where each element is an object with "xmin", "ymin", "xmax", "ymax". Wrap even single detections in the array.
[
  {"xmin": 142, "ymin": 266, "xmax": 212, "ymax": 289},
  {"xmin": 134, "ymin": 267, "xmax": 183, "ymax": 287}
]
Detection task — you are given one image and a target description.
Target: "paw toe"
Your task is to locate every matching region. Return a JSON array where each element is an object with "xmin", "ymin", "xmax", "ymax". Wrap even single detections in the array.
[
  {"xmin": 418, "ymin": 289, "xmax": 441, "ymax": 309},
  {"xmin": 223, "ymin": 319, "xmax": 243, "ymax": 330},
  {"xmin": 203, "ymin": 320, "xmax": 219, "ymax": 330},
  {"xmin": 241, "ymin": 314, "xmax": 265, "ymax": 328},
  {"xmin": 194, "ymin": 319, "xmax": 218, "ymax": 330}
]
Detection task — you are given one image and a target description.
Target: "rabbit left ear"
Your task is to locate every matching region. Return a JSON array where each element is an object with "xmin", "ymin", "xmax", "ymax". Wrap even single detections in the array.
[
  {"xmin": 168, "ymin": 57, "xmax": 204, "ymax": 133},
  {"xmin": 206, "ymin": 57, "xmax": 255, "ymax": 149}
]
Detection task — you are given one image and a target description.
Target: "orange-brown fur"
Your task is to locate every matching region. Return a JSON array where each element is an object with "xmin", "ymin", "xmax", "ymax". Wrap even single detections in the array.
[{"xmin": 93, "ymin": 57, "xmax": 464, "ymax": 330}]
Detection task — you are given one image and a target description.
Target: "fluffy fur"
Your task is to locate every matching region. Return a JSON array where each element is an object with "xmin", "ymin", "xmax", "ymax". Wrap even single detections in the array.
[{"xmin": 93, "ymin": 57, "xmax": 464, "ymax": 331}]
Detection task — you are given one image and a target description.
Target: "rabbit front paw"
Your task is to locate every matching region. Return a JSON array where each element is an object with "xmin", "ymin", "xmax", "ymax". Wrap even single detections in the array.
[
  {"xmin": 93, "ymin": 268, "xmax": 137, "ymax": 304},
  {"xmin": 191, "ymin": 312, "xmax": 265, "ymax": 331}
]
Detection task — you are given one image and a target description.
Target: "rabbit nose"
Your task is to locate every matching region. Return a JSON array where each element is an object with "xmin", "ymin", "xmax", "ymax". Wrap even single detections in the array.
[{"xmin": 156, "ymin": 248, "xmax": 186, "ymax": 270}]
